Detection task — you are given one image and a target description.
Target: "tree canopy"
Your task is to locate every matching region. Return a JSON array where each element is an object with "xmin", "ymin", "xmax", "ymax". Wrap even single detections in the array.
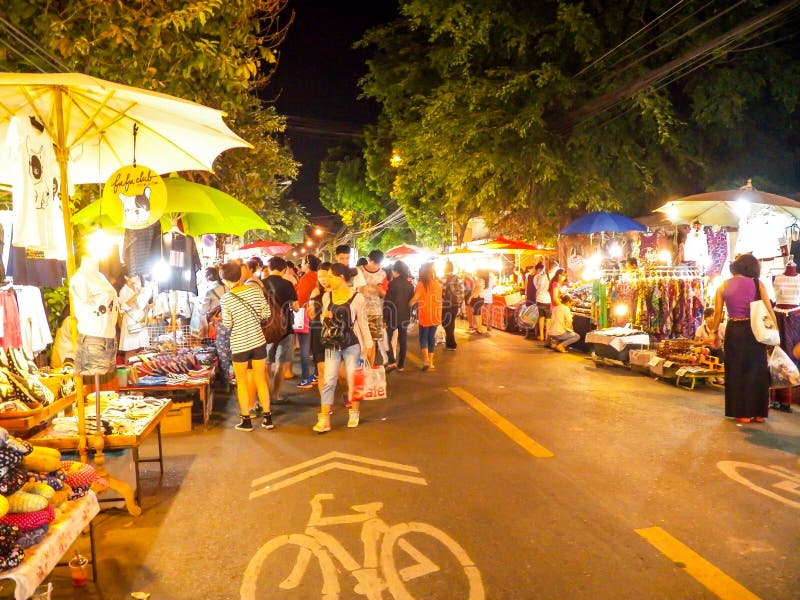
[
  {"xmin": 357, "ymin": 0, "xmax": 800, "ymax": 245},
  {"xmin": 0, "ymin": 0, "xmax": 305, "ymax": 237}
]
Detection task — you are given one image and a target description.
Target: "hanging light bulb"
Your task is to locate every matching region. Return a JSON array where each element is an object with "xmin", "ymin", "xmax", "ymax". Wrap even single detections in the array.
[{"xmin": 86, "ymin": 226, "xmax": 113, "ymax": 259}]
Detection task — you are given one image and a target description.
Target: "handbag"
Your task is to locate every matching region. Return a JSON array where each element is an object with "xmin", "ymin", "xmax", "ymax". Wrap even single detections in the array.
[
  {"xmin": 352, "ymin": 359, "xmax": 387, "ymax": 401},
  {"xmin": 750, "ymin": 278, "xmax": 780, "ymax": 346},
  {"xmin": 292, "ymin": 307, "xmax": 310, "ymax": 334}
]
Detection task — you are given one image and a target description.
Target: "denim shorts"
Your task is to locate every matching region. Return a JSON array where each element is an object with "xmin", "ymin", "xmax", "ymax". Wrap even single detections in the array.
[
  {"xmin": 75, "ymin": 334, "xmax": 117, "ymax": 376},
  {"xmin": 267, "ymin": 334, "xmax": 293, "ymax": 364},
  {"xmin": 232, "ymin": 344, "xmax": 267, "ymax": 364}
]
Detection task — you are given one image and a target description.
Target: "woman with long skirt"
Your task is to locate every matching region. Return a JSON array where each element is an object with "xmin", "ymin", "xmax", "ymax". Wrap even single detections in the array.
[{"xmin": 712, "ymin": 254, "xmax": 777, "ymax": 423}]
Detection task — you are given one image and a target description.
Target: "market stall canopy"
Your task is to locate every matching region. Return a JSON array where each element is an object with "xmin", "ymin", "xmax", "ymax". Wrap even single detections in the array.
[
  {"xmin": 238, "ymin": 240, "xmax": 293, "ymax": 255},
  {"xmin": 72, "ymin": 175, "xmax": 271, "ymax": 236},
  {"xmin": 0, "ymin": 72, "xmax": 252, "ymax": 186},
  {"xmin": 386, "ymin": 243, "xmax": 426, "ymax": 257},
  {"xmin": 560, "ymin": 211, "xmax": 648, "ymax": 235},
  {"xmin": 654, "ymin": 189, "xmax": 800, "ymax": 227}
]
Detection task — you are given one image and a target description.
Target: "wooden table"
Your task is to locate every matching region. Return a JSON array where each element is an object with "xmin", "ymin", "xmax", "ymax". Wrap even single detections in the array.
[
  {"xmin": 119, "ymin": 379, "xmax": 213, "ymax": 428},
  {"xmin": 0, "ymin": 394, "xmax": 76, "ymax": 433},
  {"xmin": 0, "ymin": 492, "xmax": 99, "ymax": 600},
  {"xmin": 28, "ymin": 402, "xmax": 171, "ymax": 506}
]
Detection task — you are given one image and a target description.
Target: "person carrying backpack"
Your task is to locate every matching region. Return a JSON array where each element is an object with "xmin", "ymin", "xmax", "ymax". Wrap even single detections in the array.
[
  {"xmin": 441, "ymin": 260, "xmax": 464, "ymax": 350},
  {"xmin": 314, "ymin": 263, "xmax": 373, "ymax": 433},
  {"xmin": 261, "ymin": 257, "xmax": 298, "ymax": 403}
]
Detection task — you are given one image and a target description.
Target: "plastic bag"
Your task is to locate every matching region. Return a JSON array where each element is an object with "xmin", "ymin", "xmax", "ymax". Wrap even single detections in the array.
[{"xmin": 768, "ymin": 346, "xmax": 800, "ymax": 387}]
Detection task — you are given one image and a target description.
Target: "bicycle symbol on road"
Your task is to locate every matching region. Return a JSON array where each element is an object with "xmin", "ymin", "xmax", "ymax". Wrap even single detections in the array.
[
  {"xmin": 241, "ymin": 493, "xmax": 485, "ymax": 599},
  {"xmin": 717, "ymin": 461, "xmax": 800, "ymax": 510}
]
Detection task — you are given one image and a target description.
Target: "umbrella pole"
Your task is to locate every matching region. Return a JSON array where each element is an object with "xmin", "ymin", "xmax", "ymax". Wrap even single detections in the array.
[{"xmin": 54, "ymin": 88, "xmax": 141, "ymax": 517}]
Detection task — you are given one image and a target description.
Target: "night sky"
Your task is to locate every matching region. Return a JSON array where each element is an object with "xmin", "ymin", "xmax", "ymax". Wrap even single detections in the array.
[{"xmin": 265, "ymin": 0, "xmax": 398, "ymax": 218}]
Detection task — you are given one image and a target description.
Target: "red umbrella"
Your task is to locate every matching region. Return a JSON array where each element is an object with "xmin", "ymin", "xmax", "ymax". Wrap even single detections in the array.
[
  {"xmin": 386, "ymin": 243, "xmax": 425, "ymax": 258},
  {"xmin": 484, "ymin": 236, "xmax": 539, "ymax": 252},
  {"xmin": 239, "ymin": 240, "xmax": 294, "ymax": 255}
]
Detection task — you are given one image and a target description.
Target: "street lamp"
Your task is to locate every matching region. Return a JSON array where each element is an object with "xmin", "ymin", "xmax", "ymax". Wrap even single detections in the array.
[
  {"xmin": 305, "ymin": 240, "xmax": 314, "ymax": 247},
  {"xmin": 390, "ymin": 152, "xmax": 402, "ymax": 168},
  {"xmin": 314, "ymin": 227, "xmax": 324, "ymax": 237}
]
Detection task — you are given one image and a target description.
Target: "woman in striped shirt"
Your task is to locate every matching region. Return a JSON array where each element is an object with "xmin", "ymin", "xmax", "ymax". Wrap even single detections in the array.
[{"xmin": 220, "ymin": 261, "xmax": 272, "ymax": 432}]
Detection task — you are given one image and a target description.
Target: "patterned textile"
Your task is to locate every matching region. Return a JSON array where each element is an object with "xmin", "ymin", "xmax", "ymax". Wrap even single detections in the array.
[
  {"xmin": 705, "ymin": 227, "xmax": 728, "ymax": 277},
  {"xmin": 123, "ymin": 221, "xmax": 161, "ymax": 278},
  {"xmin": 776, "ymin": 309, "xmax": 800, "ymax": 370}
]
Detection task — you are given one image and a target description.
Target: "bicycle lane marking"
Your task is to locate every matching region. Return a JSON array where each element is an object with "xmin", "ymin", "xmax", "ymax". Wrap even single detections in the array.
[
  {"xmin": 635, "ymin": 527, "xmax": 761, "ymax": 600},
  {"xmin": 447, "ymin": 386, "xmax": 554, "ymax": 458},
  {"xmin": 717, "ymin": 461, "xmax": 800, "ymax": 510}
]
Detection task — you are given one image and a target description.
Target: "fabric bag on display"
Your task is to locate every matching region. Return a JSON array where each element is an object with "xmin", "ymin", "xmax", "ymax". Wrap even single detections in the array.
[
  {"xmin": 750, "ymin": 278, "xmax": 780, "ymax": 346},
  {"xmin": 292, "ymin": 307, "xmax": 310, "ymax": 334},
  {"xmin": 768, "ymin": 346, "xmax": 800, "ymax": 387}
]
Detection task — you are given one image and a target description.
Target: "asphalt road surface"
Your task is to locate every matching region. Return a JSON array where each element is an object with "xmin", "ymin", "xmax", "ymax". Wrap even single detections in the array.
[{"xmin": 46, "ymin": 324, "xmax": 800, "ymax": 599}]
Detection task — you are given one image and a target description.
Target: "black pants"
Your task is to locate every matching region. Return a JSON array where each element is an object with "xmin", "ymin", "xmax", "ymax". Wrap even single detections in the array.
[
  {"xmin": 387, "ymin": 324, "xmax": 408, "ymax": 368},
  {"xmin": 442, "ymin": 308, "xmax": 458, "ymax": 349}
]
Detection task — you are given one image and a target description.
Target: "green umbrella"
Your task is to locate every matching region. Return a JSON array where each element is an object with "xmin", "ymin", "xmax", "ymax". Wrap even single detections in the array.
[{"xmin": 73, "ymin": 175, "xmax": 271, "ymax": 236}]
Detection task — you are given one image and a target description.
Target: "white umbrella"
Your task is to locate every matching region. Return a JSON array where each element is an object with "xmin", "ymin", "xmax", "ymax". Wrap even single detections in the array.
[
  {"xmin": 655, "ymin": 188, "xmax": 800, "ymax": 227},
  {"xmin": 0, "ymin": 72, "xmax": 251, "ymax": 186}
]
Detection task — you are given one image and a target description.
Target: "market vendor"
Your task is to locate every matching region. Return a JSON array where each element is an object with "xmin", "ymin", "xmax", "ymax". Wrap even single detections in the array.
[
  {"xmin": 547, "ymin": 294, "xmax": 580, "ymax": 353},
  {"xmin": 694, "ymin": 307, "xmax": 725, "ymax": 362}
]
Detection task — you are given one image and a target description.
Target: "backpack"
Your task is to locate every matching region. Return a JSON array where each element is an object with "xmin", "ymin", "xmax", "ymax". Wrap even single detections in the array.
[
  {"xmin": 261, "ymin": 279, "xmax": 289, "ymax": 344},
  {"xmin": 321, "ymin": 292, "xmax": 358, "ymax": 349}
]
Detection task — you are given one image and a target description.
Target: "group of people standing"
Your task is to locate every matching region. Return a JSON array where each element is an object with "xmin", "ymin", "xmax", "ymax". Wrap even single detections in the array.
[{"xmin": 198, "ymin": 245, "xmax": 469, "ymax": 434}]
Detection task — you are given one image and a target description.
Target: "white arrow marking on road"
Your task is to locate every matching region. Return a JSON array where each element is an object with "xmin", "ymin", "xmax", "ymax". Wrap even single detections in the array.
[{"xmin": 249, "ymin": 451, "xmax": 428, "ymax": 500}]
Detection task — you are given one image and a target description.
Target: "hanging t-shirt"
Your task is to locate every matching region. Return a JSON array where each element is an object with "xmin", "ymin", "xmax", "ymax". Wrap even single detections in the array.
[
  {"xmin": 160, "ymin": 232, "xmax": 201, "ymax": 293},
  {"xmin": 682, "ymin": 229, "xmax": 709, "ymax": 266},
  {"xmin": 4, "ymin": 116, "xmax": 67, "ymax": 260},
  {"xmin": 17, "ymin": 286, "xmax": 53, "ymax": 355}
]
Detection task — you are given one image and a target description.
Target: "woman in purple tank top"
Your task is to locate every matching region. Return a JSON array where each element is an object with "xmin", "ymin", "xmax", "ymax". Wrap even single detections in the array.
[{"xmin": 712, "ymin": 254, "xmax": 777, "ymax": 423}]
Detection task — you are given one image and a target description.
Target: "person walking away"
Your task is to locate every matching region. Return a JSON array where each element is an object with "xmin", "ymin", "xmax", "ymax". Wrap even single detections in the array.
[
  {"xmin": 466, "ymin": 272, "xmax": 487, "ymax": 334},
  {"xmin": 410, "ymin": 263, "xmax": 443, "ymax": 370},
  {"xmin": 532, "ymin": 265, "xmax": 551, "ymax": 341},
  {"xmin": 358, "ymin": 250, "xmax": 388, "ymax": 365},
  {"xmin": 334, "ymin": 244, "xmax": 367, "ymax": 289},
  {"xmin": 219, "ymin": 261, "xmax": 272, "ymax": 431},
  {"xmin": 295, "ymin": 254, "xmax": 320, "ymax": 389},
  {"xmin": 201, "ymin": 267, "xmax": 229, "ymax": 386},
  {"xmin": 711, "ymin": 254, "xmax": 776, "ymax": 423},
  {"xmin": 262, "ymin": 257, "xmax": 298, "ymax": 403},
  {"xmin": 526, "ymin": 263, "xmax": 543, "ymax": 307},
  {"xmin": 385, "ymin": 260, "xmax": 414, "ymax": 371},
  {"xmin": 315, "ymin": 263, "xmax": 373, "ymax": 432},
  {"xmin": 441, "ymin": 261, "xmax": 464, "ymax": 350},
  {"xmin": 547, "ymin": 294, "xmax": 580, "ymax": 352}
]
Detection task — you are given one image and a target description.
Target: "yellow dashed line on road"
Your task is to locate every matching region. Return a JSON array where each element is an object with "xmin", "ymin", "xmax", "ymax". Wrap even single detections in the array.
[
  {"xmin": 635, "ymin": 527, "xmax": 761, "ymax": 600},
  {"xmin": 448, "ymin": 386, "xmax": 554, "ymax": 458}
]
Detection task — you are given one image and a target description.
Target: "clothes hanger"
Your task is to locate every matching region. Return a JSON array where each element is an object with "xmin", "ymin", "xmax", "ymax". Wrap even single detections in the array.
[{"xmin": 28, "ymin": 115, "xmax": 45, "ymax": 133}]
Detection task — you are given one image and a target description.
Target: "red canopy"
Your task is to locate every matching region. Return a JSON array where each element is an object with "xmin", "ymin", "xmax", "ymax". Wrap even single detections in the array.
[
  {"xmin": 386, "ymin": 243, "xmax": 425, "ymax": 257},
  {"xmin": 239, "ymin": 240, "xmax": 294, "ymax": 255}
]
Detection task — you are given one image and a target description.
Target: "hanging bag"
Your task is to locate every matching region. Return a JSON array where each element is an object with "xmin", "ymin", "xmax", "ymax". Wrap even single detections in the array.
[
  {"xmin": 767, "ymin": 346, "xmax": 800, "ymax": 387},
  {"xmin": 750, "ymin": 278, "xmax": 780, "ymax": 346},
  {"xmin": 361, "ymin": 358, "xmax": 387, "ymax": 400},
  {"xmin": 292, "ymin": 307, "xmax": 310, "ymax": 334}
]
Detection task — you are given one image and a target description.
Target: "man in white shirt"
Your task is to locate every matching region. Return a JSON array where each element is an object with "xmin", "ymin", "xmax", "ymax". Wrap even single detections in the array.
[
  {"xmin": 335, "ymin": 244, "xmax": 366, "ymax": 289},
  {"xmin": 547, "ymin": 294, "xmax": 580, "ymax": 353},
  {"xmin": 532, "ymin": 263, "xmax": 551, "ymax": 341}
]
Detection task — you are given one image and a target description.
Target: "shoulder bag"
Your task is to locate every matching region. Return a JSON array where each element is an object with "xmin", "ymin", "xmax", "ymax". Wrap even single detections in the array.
[{"xmin": 750, "ymin": 278, "xmax": 780, "ymax": 346}]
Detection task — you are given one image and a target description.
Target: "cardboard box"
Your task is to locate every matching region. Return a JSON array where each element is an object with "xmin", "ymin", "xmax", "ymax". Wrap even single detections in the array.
[
  {"xmin": 649, "ymin": 357, "xmax": 683, "ymax": 379},
  {"xmin": 161, "ymin": 401, "xmax": 193, "ymax": 434}
]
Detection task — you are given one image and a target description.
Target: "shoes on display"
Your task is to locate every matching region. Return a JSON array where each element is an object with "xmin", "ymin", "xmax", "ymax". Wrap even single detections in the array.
[
  {"xmin": 296, "ymin": 379, "xmax": 314, "ymax": 389},
  {"xmin": 347, "ymin": 409, "xmax": 360, "ymax": 428},
  {"xmin": 235, "ymin": 416, "xmax": 253, "ymax": 432},
  {"xmin": 261, "ymin": 412, "xmax": 274, "ymax": 429}
]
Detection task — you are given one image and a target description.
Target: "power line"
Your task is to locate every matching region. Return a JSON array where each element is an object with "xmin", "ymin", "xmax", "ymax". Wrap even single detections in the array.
[
  {"xmin": 575, "ymin": 0, "xmax": 690, "ymax": 79},
  {"xmin": 561, "ymin": 0, "xmax": 800, "ymax": 131}
]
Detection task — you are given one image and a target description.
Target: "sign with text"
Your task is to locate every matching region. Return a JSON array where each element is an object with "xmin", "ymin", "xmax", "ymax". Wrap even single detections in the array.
[{"xmin": 103, "ymin": 165, "xmax": 167, "ymax": 229}]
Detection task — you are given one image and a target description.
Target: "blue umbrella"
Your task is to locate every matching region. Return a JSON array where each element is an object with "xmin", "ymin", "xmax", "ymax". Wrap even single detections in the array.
[{"xmin": 560, "ymin": 211, "xmax": 648, "ymax": 235}]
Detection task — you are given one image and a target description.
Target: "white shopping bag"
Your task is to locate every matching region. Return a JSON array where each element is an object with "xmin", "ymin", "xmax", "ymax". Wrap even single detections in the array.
[{"xmin": 362, "ymin": 364, "xmax": 387, "ymax": 400}]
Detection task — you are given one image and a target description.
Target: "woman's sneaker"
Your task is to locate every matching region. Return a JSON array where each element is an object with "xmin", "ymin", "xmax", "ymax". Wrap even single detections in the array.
[
  {"xmin": 296, "ymin": 379, "xmax": 314, "ymax": 389},
  {"xmin": 235, "ymin": 416, "xmax": 253, "ymax": 431},
  {"xmin": 261, "ymin": 412, "xmax": 274, "ymax": 429},
  {"xmin": 347, "ymin": 409, "xmax": 360, "ymax": 428}
]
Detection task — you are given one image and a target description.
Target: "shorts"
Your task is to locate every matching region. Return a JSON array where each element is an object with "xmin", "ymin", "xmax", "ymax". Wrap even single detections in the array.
[
  {"xmin": 469, "ymin": 298, "xmax": 484, "ymax": 314},
  {"xmin": 75, "ymin": 334, "xmax": 117, "ymax": 376},
  {"xmin": 232, "ymin": 344, "xmax": 267, "ymax": 364},
  {"xmin": 536, "ymin": 303, "xmax": 552, "ymax": 318},
  {"xmin": 367, "ymin": 314, "xmax": 384, "ymax": 341},
  {"xmin": 267, "ymin": 334, "xmax": 293, "ymax": 364}
]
